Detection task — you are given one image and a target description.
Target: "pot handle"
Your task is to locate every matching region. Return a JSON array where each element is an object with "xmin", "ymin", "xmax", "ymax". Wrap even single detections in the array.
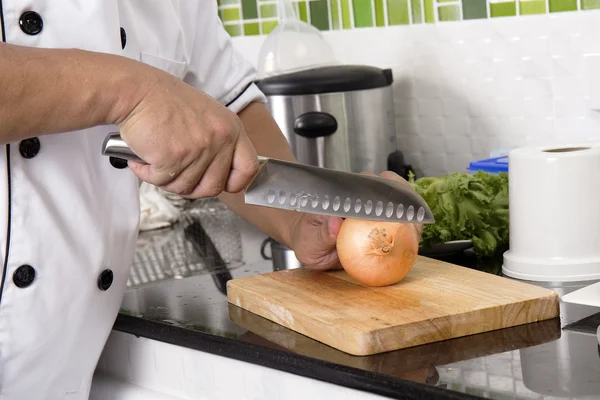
[{"xmin": 260, "ymin": 237, "xmax": 273, "ymax": 260}]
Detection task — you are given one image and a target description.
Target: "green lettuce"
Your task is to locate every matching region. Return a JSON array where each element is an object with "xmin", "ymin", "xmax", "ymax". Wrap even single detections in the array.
[{"xmin": 408, "ymin": 171, "xmax": 509, "ymax": 257}]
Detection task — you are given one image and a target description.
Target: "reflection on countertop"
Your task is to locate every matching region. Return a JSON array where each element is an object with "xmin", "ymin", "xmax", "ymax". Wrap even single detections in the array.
[{"xmin": 118, "ymin": 200, "xmax": 600, "ymax": 400}]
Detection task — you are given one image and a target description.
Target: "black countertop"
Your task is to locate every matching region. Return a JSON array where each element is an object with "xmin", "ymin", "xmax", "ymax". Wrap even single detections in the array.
[{"xmin": 114, "ymin": 200, "xmax": 600, "ymax": 400}]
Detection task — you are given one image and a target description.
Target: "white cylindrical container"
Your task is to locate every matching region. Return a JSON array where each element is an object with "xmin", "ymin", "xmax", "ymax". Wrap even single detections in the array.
[{"xmin": 503, "ymin": 143, "xmax": 600, "ymax": 282}]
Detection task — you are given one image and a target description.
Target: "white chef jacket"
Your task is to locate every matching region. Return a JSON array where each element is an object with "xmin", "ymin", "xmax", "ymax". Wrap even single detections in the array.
[{"xmin": 0, "ymin": 1, "xmax": 265, "ymax": 399}]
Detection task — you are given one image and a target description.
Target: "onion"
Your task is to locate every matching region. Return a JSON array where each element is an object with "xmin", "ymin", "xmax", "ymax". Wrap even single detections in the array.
[{"xmin": 336, "ymin": 218, "xmax": 420, "ymax": 287}]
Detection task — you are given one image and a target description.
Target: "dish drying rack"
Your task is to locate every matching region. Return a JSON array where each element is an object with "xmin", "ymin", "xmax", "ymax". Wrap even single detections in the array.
[{"xmin": 127, "ymin": 196, "xmax": 243, "ymax": 290}]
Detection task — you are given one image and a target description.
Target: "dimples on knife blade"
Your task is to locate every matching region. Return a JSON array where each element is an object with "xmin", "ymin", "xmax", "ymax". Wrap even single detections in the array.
[{"xmin": 243, "ymin": 159, "xmax": 434, "ymax": 223}]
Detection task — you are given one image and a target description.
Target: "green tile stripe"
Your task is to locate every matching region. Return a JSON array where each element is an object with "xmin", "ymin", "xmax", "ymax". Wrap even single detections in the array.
[
  {"xmin": 463, "ymin": 0, "xmax": 487, "ymax": 19},
  {"xmin": 411, "ymin": 0, "xmax": 423, "ymax": 22},
  {"xmin": 241, "ymin": 0, "xmax": 258, "ymax": 19},
  {"xmin": 341, "ymin": 0, "xmax": 353, "ymax": 28},
  {"xmin": 224, "ymin": 23, "xmax": 242, "ymax": 37},
  {"xmin": 388, "ymin": 0, "xmax": 411, "ymax": 24},
  {"xmin": 297, "ymin": 1, "xmax": 309, "ymax": 22},
  {"xmin": 520, "ymin": 0, "xmax": 546, "ymax": 14},
  {"xmin": 439, "ymin": 3, "xmax": 461, "ymax": 20},
  {"xmin": 330, "ymin": 0, "xmax": 341, "ymax": 28},
  {"xmin": 260, "ymin": 4, "xmax": 277, "ymax": 18},
  {"xmin": 490, "ymin": 1, "xmax": 517, "ymax": 17},
  {"xmin": 310, "ymin": 0, "xmax": 330, "ymax": 29},
  {"xmin": 217, "ymin": 0, "xmax": 600, "ymax": 37},
  {"xmin": 262, "ymin": 20, "xmax": 278, "ymax": 34},
  {"xmin": 220, "ymin": 7, "xmax": 241, "ymax": 21},
  {"xmin": 354, "ymin": 0, "xmax": 375, "ymax": 27},
  {"xmin": 375, "ymin": 0, "xmax": 386, "ymax": 26},
  {"xmin": 583, "ymin": 0, "xmax": 600, "ymax": 8},
  {"xmin": 423, "ymin": 0, "xmax": 435, "ymax": 22},
  {"xmin": 549, "ymin": 0, "xmax": 578, "ymax": 11}
]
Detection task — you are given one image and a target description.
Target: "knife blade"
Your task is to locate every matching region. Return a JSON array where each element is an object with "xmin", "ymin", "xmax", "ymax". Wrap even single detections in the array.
[
  {"xmin": 560, "ymin": 282, "xmax": 600, "ymax": 308},
  {"xmin": 101, "ymin": 132, "xmax": 435, "ymax": 224}
]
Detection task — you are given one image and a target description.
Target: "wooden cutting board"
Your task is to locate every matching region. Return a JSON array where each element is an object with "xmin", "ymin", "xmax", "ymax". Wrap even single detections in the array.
[{"xmin": 226, "ymin": 256, "xmax": 560, "ymax": 356}]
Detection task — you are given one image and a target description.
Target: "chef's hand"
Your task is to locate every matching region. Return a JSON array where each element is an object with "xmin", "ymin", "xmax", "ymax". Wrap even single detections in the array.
[
  {"xmin": 114, "ymin": 66, "xmax": 259, "ymax": 199},
  {"xmin": 290, "ymin": 171, "xmax": 423, "ymax": 271},
  {"xmin": 290, "ymin": 213, "xmax": 344, "ymax": 271}
]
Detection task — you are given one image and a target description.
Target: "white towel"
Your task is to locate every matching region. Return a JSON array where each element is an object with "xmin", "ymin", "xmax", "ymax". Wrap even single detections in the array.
[{"xmin": 138, "ymin": 182, "xmax": 181, "ymax": 231}]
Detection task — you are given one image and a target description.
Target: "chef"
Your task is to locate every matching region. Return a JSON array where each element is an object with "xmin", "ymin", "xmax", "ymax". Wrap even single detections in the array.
[{"xmin": 0, "ymin": 2, "xmax": 360, "ymax": 399}]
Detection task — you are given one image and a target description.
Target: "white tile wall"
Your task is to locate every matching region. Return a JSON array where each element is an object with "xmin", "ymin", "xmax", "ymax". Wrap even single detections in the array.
[
  {"xmin": 231, "ymin": 10, "xmax": 600, "ymax": 177},
  {"xmin": 93, "ymin": 330, "xmax": 393, "ymax": 400}
]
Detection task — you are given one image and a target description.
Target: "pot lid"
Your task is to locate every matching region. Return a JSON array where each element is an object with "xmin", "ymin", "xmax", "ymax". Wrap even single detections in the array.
[{"xmin": 254, "ymin": 65, "xmax": 394, "ymax": 96}]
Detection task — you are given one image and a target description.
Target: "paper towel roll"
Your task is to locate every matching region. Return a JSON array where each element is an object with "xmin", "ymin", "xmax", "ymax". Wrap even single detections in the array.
[{"xmin": 503, "ymin": 143, "xmax": 600, "ymax": 282}]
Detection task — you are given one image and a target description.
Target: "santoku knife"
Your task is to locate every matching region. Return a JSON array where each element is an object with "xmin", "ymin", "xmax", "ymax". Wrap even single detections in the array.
[{"xmin": 101, "ymin": 132, "xmax": 434, "ymax": 224}]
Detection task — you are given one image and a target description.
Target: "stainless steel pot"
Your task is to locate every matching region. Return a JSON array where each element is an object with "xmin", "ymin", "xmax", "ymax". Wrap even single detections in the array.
[
  {"xmin": 255, "ymin": 65, "xmax": 407, "ymax": 176},
  {"xmin": 261, "ymin": 238, "xmax": 302, "ymax": 271}
]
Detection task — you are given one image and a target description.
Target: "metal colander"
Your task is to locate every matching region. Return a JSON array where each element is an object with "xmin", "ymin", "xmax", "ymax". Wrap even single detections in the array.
[{"xmin": 127, "ymin": 197, "xmax": 243, "ymax": 289}]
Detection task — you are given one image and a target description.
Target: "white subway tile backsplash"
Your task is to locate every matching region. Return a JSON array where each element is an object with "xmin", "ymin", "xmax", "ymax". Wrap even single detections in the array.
[
  {"xmin": 443, "ymin": 117, "xmax": 469, "ymax": 137},
  {"xmin": 396, "ymin": 117, "xmax": 419, "ymax": 134},
  {"xmin": 549, "ymin": 35, "xmax": 582, "ymax": 58},
  {"xmin": 521, "ymin": 37, "xmax": 551, "ymax": 58},
  {"xmin": 492, "ymin": 98, "xmax": 520, "ymax": 118},
  {"xmin": 420, "ymin": 135, "xmax": 446, "ymax": 154},
  {"xmin": 491, "ymin": 58, "xmax": 521, "ymax": 81},
  {"xmin": 418, "ymin": 117, "xmax": 444, "ymax": 136},
  {"xmin": 552, "ymin": 76, "xmax": 587, "ymax": 98},
  {"xmin": 469, "ymin": 137, "xmax": 487, "ymax": 156},
  {"xmin": 519, "ymin": 56, "xmax": 553, "ymax": 79},
  {"xmin": 555, "ymin": 97, "xmax": 587, "ymax": 118},
  {"xmin": 395, "ymin": 98, "xmax": 419, "ymax": 117},
  {"xmin": 466, "ymin": 39, "xmax": 494, "ymax": 60},
  {"xmin": 579, "ymin": 33, "xmax": 600, "ymax": 54},
  {"xmin": 446, "ymin": 154, "xmax": 472, "ymax": 173},
  {"xmin": 398, "ymin": 135, "xmax": 421, "ymax": 155},
  {"xmin": 520, "ymin": 117, "xmax": 554, "ymax": 138},
  {"xmin": 521, "ymin": 78, "xmax": 552, "ymax": 99},
  {"xmin": 404, "ymin": 151, "xmax": 423, "ymax": 169},
  {"xmin": 436, "ymin": 22, "xmax": 467, "ymax": 43},
  {"xmin": 551, "ymin": 54, "xmax": 584, "ymax": 78},
  {"xmin": 491, "ymin": 79, "xmax": 523, "ymax": 99},
  {"xmin": 417, "ymin": 99, "xmax": 443, "ymax": 117},
  {"xmin": 445, "ymin": 135, "xmax": 471, "ymax": 155},
  {"xmin": 549, "ymin": 12, "xmax": 584, "ymax": 35},
  {"xmin": 491, "ymin": 37, "xmax": 521, "ymax": 59},
  {"xmin": 521, "ymin": 97, "xmax": 554, "ymax": 118},
  {"xmin": 413, "ymin": 78, "xmax": 440, "ymax": 99},
  {"xmin": 461, "ymin": 59, "xmax": 488, "ymax": 81},
  {"xmin": 420, "ymin": 152, "xmax": 447, "ymax": 176},
  {"xmin": 436, "ymin": 43, "xmax": 462, "ymax": 65},
  {"xmin": 468, "ymin": 96, "xmax": 494, "ymax": 117},
  {"xmin": 554, "ymin": 117, "xmax": 589, "ymax": 140},
  {"xmin": 442, "ymin": 98, "xmax": 469, "ymax": 117},
  {"xmin": 469, "ymin": 117, "xmax": 495, "ymax": 137}
]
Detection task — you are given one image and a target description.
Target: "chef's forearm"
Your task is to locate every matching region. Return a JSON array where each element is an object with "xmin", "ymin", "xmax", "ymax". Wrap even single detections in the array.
[
  {"xmin": 218, "ymin": 101, "xmax": 301, "ymax": 249},
  {"xmin": 0, "ymin": 43, "xmax": 149, "ymax": 142}
]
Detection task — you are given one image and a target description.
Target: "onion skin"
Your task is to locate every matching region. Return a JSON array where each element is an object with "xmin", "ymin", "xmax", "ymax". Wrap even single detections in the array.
[{"xmin": 336, "ymin": 218, "xmax": 420, "ymax": 287}]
